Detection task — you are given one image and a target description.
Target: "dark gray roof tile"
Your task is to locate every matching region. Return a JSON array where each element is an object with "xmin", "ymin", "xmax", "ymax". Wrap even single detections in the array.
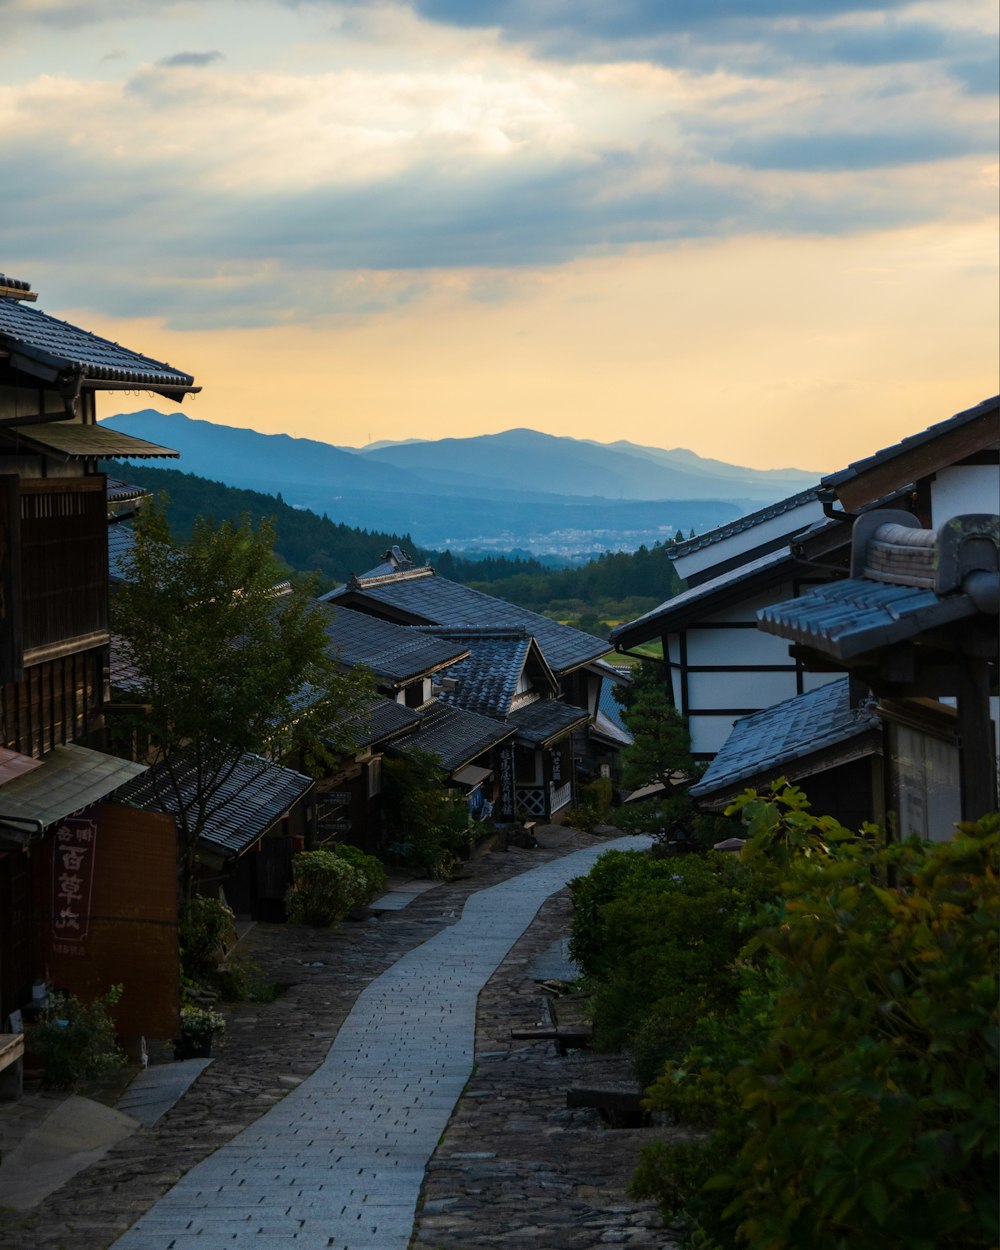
[
  {"xmin": 666, "ymin": 487, "xmax": 819, "ymax": 561},
  {"xmin": 507, "ymin": 699, "xmax": 590, "ymax": 747},
  {"xmin": 402, "ymin": 701, "xmax": 514, "ymax": 774},
  {"xmin": 0, "ymin": 298, "xmax": 196, "ymax": 392},
  {"xmin": 321, "ymin": 605, "xmax": 468, "ymax": 686},
  {"xmin": 331, "ymin": 569, "xmax": 607, "ymax": 674},
  {"xmin": 113, "ymin": 753, "xmax": 313, "ymax": 859},
  {"xmin": 690, "ymin": 678, "xmax": 880, "ymax": 799},
  {"xmin": 339, "ymin": 697, "xmax": 422, "ymax": 749},
  {"xmin": 757, "ymin": 579, "xmax": 981, "ymax": 661},
  {"xmin": 822, "ymin": 395, "xmax": 1000, "ymax": 494}
]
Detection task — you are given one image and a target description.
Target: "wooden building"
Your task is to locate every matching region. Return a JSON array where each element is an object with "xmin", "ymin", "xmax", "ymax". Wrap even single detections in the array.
[{"xmin": 0, "ymin": 271, "xmax": 197, "ymax": 1038}]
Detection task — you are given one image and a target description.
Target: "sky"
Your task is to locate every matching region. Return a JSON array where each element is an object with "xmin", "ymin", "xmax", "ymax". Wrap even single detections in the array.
[{"xmin": 1, "ymin": 0, "xmax": 997, "ymax": 472}]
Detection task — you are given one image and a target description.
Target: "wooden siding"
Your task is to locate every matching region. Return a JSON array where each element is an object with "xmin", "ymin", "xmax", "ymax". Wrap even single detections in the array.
[
  {"xmin": 1, "ymin": 647, "xmax": 106, "ymax": 759},
  {"xmin": 36, "ymin": 803, "xmax": 180, "ymax": 1042},
  {"xmin": 20, "ymin": 478, "xmax": 109, "ymax": 659}
]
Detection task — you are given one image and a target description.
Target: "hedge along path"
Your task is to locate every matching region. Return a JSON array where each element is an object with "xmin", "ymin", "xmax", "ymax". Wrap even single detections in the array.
[{"xmin": 111, "ymin": 835, "xmax": 652, "ymax": 1250}]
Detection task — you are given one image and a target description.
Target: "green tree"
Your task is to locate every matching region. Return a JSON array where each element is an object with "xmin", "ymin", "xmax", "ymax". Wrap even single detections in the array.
[
  {"xmin": 112, "ymin": 503, "xmax": 371, "ymax": 901},
  {"xmin": 615, "ymin": 661, "xmax": 694, "ymax": 791}
]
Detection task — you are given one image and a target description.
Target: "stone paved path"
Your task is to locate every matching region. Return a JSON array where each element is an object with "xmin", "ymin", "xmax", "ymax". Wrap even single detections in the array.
[{"xmin": 109, "ymin": 836, "xmax": 651, "ymax": 1250}]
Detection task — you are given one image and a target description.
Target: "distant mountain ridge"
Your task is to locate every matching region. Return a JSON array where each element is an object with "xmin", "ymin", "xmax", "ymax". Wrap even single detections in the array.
[
  {"xmin": 101, "ymin": 411, "xmax": 817, "ymax": 553},
  {"xmin": 105, "ymin": 412, "xmax": 816, "ymax": 503}
]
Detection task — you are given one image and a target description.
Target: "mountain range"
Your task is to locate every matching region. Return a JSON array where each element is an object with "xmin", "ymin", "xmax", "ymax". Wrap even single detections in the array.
[{"xmin": 102, "ymin": 411, "xmax": 819, "ymax": 556}]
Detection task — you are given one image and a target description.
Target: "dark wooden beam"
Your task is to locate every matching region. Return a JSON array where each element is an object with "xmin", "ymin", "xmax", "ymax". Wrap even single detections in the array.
[{"xmin": 957, "ymin": 655, "xmax": 997, "ymax": 821}]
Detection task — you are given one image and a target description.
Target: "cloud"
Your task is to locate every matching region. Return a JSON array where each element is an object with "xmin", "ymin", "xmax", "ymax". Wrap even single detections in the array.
[
  {"xmin": 157, "ymin": 51, "xmax": 225, "ymax": 69},
  {"xmin": 0, "ymin": 2, "xmax": 994, "ymax": 331},
  {"xmin": 719, "ymin": 127, "xmax": 987, "ymax": 172}
]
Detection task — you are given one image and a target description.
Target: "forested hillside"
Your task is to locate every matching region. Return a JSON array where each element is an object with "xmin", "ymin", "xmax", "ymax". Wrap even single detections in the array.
[
  {"xmin": 107, "ymin": 464, "xmax": 682, "ymax": 632},
  {"xmin": 104, "ymin": 464, "xmax": 424, "ymax": 587}
]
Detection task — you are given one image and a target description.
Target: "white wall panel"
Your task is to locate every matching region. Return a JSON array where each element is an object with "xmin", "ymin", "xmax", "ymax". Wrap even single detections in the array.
[
  {"xmin": 685, "ymin": 627, "xmax": 794, "ymax": 667},
  {"xmin": 687, "ymin": 669, "xmax": 798, "ymax": 712}
]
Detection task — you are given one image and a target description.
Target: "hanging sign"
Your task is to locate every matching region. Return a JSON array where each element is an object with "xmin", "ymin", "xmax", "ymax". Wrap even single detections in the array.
[{"xmin": 51, "ymin": 809, "xmax": 98, "ymax": 957}]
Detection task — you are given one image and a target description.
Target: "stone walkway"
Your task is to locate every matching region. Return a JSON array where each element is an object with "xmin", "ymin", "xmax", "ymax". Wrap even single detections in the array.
[
  {"xmin": 0, "ymin": 832, "xmax": 676, "ymax": 1250},
  {"xmin": 108, "ymin": 836, "xmax": 651, "ymax": 1249}
]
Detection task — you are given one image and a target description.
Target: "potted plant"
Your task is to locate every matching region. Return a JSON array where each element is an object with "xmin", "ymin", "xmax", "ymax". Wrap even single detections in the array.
[{"xmin": 174, "ymin": 1004, "xmax": 226, "ymax": 1060}]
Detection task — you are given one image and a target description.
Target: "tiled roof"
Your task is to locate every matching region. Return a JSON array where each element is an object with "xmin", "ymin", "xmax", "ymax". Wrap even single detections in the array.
[
  {"xmin": 106, "ymin": 478, "xmax": 149, "ymax": 505},
  {"xmin": 0, "ymin": 423, "xmax": 179, "ymax": 459},
  {"xmin": 757, "ymin": 578, "xmax": 982, "ymax": 662},
  {"xmin": 611, "ymin": 546, "xmax": 797, "ymax": 646},
  {"xmin": 434, "ymin": 633, "xmax": 531, "ymax": 717},
  {"xmin": 591, "ymin": 707, "xmax": 633, "ymax": 749},
  {"xmin": 338, "ymin": 697, "xmax": 422, "ymax": 749},
  {"xmin": 666, "ymin": 487, "xmax": 819, "ymax": 561},
  {"xmin": 320, "ymin": 605, "xmax": 469, "ymax": 687},
  {"xmin": 401, "ymin": 701, "xmax": 514, "ymax": 774},
  {"xmin": 597, "ymin": 671, "xmax": 633, "ymax": 741},
  {"xmin": 113, "ymin": 753, "xmax": 313, "ymax": 859},
  {"xmin": 414, "ymin": 627, "xmax": 559, "ymax": 718},
  {"xmin": 507, "ymin": 699, "xmax": 590, "ymax": 747},
  {"xmin": 822, "ymin": 395, "xmax": 1000, "ymax": 495},
  {"xmin": 107, "ymin": 528, "xmax": 137, "ymax": 586},
  {"xmin": 331, "ymin": 569, "xmax": 608, "ymax": 675},
  {"xmin": 689, "ymin": 678, "xmax": 880, "ymax": 801},
  {"xmin": 0, "ymin": 298, "xmax": 197, "ymax": 393}
]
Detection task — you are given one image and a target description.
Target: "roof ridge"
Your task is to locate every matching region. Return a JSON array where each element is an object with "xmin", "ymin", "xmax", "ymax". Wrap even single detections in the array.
[{"xmin": 667, "ymin": 485, "xmax": 820, "ymax": 560}]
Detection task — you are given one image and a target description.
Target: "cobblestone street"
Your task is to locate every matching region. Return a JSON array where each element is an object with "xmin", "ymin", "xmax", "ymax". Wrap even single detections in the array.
[{"xmin": 0, "ymin": 832, "xmax": 674, "ymax": 1250}]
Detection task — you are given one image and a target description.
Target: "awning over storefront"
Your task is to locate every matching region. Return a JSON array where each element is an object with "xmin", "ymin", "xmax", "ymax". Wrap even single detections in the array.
[
  {"xmin": 453, "ymin": 764, "xmax": 492, "ymax": 788},
  {"xmin": 0, "ymin": 423, "xmax": 179, "ymax": 459},
  {"xmin": 0, "ymin": 743, "xmax": 148, "ymax": 843}
]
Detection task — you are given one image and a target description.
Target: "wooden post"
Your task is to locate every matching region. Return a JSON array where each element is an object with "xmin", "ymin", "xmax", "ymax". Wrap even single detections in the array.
[{"xmin": 957, "ymin": 655, "xmax": 997, "ymax": 821}]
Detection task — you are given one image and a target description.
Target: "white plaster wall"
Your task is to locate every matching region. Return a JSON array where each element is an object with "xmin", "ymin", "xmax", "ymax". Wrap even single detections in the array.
[
  {"xmin": 690, "ymin": 715, "xmax": 745, "ymax": 756},
  {"xmin": 930, "ymin": 465, "xmax": 1000, "ymax": 524},
  {"xmin": 688, "ymin": 668, "xmax": 799, "ymax": 712},
  {"xmin": 685, "ymin": 626, "xmax": 794, "ymax": 667}
]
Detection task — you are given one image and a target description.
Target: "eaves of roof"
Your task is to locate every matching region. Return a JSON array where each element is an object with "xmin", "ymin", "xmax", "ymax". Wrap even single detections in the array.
[
  {"xmin": 821, "ymin": 395, "xmax": 1000, "ymax": 511},
  {"xmin": 0, "ymin": 273, "xmax": 35, "ymax": 300},
  {"xmin": 0, "ymin": 422, "xmax": 179, "ymax": 459},
  {"xmin": 0, "ymin": 297, "xmax": 197, "ymax": 396},
  {"xmin": 757, "ymin": 578, "xmax": 985, "ymax": 662},
  {"xmin": 665, "ymin": 487, "xmax": 820, "ymax": 562},
  {"xmin": 0, "ymin": 744, "xmax": 148, "ymax": 841},
  {"xmin": 611, "ymin": 547, "xmax": 799, "ymax": 648},
  {"xmin": 401, "ymin": 701, "xmax": 514, "ymax": 774}
]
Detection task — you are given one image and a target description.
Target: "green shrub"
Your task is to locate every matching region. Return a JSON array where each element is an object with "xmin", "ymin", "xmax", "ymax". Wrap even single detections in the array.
[
  {"xmin": 180, "ymin": 894, "xmax": 236, "ymax": 985},
  {"xmin": 572, "ymin": 777, "xmax": 614, "ymax": 831},
  {"xmin": 568, "ymin": 848, "xmax": 649, "ymax": 977},
  {"xmin": 33, "ymin": 984, "xmax": 126, "ymax": 1091},
  {"xmin": 632, "ymin": 787, "xmax": 1000, "ymax": 1250},
  {"xmin": 570, "ymin": 848, "xmax": 774, "ymax": 1078},
  {"xmin": 214, "ymin": 955, "xmax": 282, "ymax": 1003},
  {"xmin": 330, "ymin": 842, "xmax": 388, "ymax": 903},
  {"xmin": 722, "ymin": 809, "xmax": 999, "ymax": 1250},
  {"xmin": 382, "ymin": 751, "xmax": 471, "ymax": 879},
  {"xmin": 287, "ymin": 850, "xmax": 366, "ymax": 926}
]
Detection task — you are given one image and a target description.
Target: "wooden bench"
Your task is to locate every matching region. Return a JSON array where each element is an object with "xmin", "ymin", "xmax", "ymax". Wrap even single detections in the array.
[
  {"xmin": 510, "ymin": 1025, "xmax": 592, "ymax": 1055},
  {"xmin": 0, "ymin": 1033, "xmax": 25, "ymax": 1101}
]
